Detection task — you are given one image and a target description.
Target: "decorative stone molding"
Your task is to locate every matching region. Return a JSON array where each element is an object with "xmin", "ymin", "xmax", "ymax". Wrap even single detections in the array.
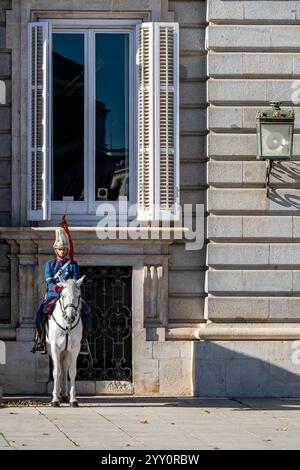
[{"xmin": 144, "ymin": 263, "xmax": 168, "ymax": 327}]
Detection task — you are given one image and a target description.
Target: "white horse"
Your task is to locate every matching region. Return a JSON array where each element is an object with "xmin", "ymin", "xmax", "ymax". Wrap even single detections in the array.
[{"xmin": 46, "ymin": 276, "xmax": 85, "ymax": 407}]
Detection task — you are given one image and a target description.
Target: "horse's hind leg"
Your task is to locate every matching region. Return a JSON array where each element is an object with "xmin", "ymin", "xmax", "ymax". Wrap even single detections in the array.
[{"xmin": 51, "ymin": 346, "xmax": 61, "ymax": 407}]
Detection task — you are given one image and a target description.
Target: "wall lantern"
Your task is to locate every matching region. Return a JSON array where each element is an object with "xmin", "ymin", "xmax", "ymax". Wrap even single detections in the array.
[{"xmin": 256, "ymin": 100, "xmax": 295, "ymax": 196}]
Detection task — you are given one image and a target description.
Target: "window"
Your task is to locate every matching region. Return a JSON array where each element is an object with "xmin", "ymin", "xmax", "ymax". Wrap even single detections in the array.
[{"xmin": 27, "ymin": 20, "xmax": 179, "ymax": 222}]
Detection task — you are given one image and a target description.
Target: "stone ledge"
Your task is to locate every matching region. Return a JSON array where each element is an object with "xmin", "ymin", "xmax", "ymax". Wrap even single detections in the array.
[{"xmin": 166, "ymin": 324, "xmax": 300, "ymax": 341}]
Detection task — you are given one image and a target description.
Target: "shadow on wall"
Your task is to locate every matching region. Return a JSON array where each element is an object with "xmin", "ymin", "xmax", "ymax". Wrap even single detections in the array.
[{"xmin": 193, "ymin": 341, "xmax": 300, "ymax": 398}]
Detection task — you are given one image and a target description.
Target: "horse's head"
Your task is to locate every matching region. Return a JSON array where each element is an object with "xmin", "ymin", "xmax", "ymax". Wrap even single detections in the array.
[{"xmin": 57, "ymin": 276, "xmax": 85, "ymax": 325}]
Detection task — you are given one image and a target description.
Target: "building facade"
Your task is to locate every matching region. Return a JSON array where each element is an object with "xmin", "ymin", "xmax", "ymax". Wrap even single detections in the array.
[{"xmin": 1, "ymin": 0, "xmax": 300, "ymax": 397}]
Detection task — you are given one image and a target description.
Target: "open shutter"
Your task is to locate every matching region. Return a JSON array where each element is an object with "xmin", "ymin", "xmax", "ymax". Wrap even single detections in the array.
[
  {"xmin": 27, "ymin": 22, "xmax": 50, "ymax": 221},
  {"xmin": 137, "ymin": 23, "xmax": 154, "ymax": 220},
  {"xmin": 136, "ymin": 22, "xmax": 179, "ymax": 221}
]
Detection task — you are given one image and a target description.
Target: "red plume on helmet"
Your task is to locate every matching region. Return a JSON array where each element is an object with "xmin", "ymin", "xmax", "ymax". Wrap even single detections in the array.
[{"xmin": 60, "ymin": 215, "xmax": 74, "ymax": 260}]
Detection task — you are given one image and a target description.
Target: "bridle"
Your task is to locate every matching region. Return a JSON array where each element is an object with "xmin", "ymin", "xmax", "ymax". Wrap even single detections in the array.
[{"xmin": 51, "ymin": 290, "xmax": 82, "ymax": 333}]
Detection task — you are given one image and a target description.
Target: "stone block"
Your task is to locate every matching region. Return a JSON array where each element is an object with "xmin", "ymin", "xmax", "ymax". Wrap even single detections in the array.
[
  {"xmin": 208, "ymin": 161, "xmax": 242, "ymax": 184},
  {"xmin": 0, "ymin": 53, "xmax": 10, "ymax": 77},
  {"xmin": 0, "ymin": 296, "xmax": 10, "ymax": 323},
  {"xmin": 180, "ymin": 108, "xmax": 206, "ymax": 133},
  {"xmin": 4, "ymin": 341, "xmax": 47, "ymax": 394},
  {"xmin": 269, "ymin": 244, "xmax": 300, "ymax": 265},
  {"xmin": 207, "ymin": 270, "xmax": 292, "ymax": 294},
  {"xmin": 180, "ymin": 27, "xmax": 206, "ymax": 52},
  {"xmin": 208, "ymin": 53, "xmax": 243, "ymax": 77},
  {"xmin": 242, "ymin": 161, "xmax": 266, "ymax": 184},
  {"xmin": 0, "ymin": 159, "xmax": 10, "ymax": 185},
  {"xmin": 0, "ymin": 133, "xmax": 10, "ymax": 157},
  {"xmin": 169, "ymin": 270, "xmax": 205, "ymax": 294},
  {"xmin": 180, "ymin": 160, "xmax": 206, "ymax": 187},
  {"xmin": 179, "ymin": 55, "xmax": 206, "ymax": 80},
  {"xmin": 169, "ymin": 296, "xmax": 205, "ymax": 321},
  {"xmin": 207, "ymin": 215, "xmax": 243, "ymax": 240},
  {"xmin": 208, "ymin": 80, "xmax": 267, "ymax": 104},
  {"xmin": 159, "ymin": 358, "xmax": 192, "ymax": 395},
  {"xmin": 270, "ymin": 27, "xmax": 300, "ymax": 49},
  {"xmin": 207, "ymin": 0, "xmax": 244, "ymax": 21},
  {"xmin": 180, "ymin": 188, "xmax": 205, "ymax": 206},
  {"xmin": 35, "ymin": 354, "xmax": 50, "ymax": 383},
  {"xmin": 244, "ymin": 1, "xmax": 297, "ymax": 21},
  {"xmin": 169, "ymin": 242, "xmax": 205, "ymax": 267},
  {"xmin": 267, "ymin": 80, "xmax": 300, "ymax": 102},
  {"xmin": 206, "ymin": 270, "xmax": 243, "ymax": 294},
  {"xmin": 134, "ymin": 358, "xmax": 159, "ymax": 395},
  {"xmin": 225, "ymin": 358, "xmax": 270, "ymax": 397},
  {"xmin": 208, "ymin": 26, "xmax": 271, "ymax": 51},
  {"xmin": 208, "ymin": 188, "xmax": 267, "ymax": 212},
  {"xmin": 243, "ymin": 216, "xmax": 293, "ymax": 239},
  {"xmin": 208, "ymin": 133, "xmax": 256, "ymax": 157},
  {"xmin": 208, "ymin": 107, "xmax": 242, "ymax": 131},
  {"xmin": 206, "ymin": 296, "xmax": 269, "ymax": 321},
  {"xmin": 243, "ymin": 54, "xmax": 294, "ymax": 76},
  {"xmin": 0, "ymin": 187, "xmax": 10, "ymax": 212},
  {"xmin": 0, "ymin": 270, "xmax": 9, "ymax": 295},
  {"xmin": 207, "ymin": 243, "xmax": 269, "ymax": 266},
  {"xmin": 0, "ymin": 106, "xmax": 10, "ymax": 131},
  {"xmin": 153, "ymin": 342, "xmax": 180, "ymax": 359},
  {"xmin": 180, "ymin": 82, "xmax": 206, "ymax": 106},
  {"xmin": 180, "ymin": 135, "xmax": 205, "ymax": 159},
  {"xmin": 0, "ymin": 240, "xmax": 9, "ymax": 265},
  {"xmin": 194, "ymin": 341, "xmax": 300, "ymax": 397},
  {"xmin": 95, "ymin": 381, "xmax": 133, "ymax": 395},
  {"xmin": 170, "ymin": 1, "xmax": 206, "ymax": 24},
  {"xmin": 269, "ymin": 297, "xmax": 300, "ymax": 319}
]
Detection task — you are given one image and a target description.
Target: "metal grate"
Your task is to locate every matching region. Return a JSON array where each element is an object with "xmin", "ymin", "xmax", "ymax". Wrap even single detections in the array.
[{"xmin": 76, "ymin": 266, "xmax": 132, "ymax": 382}]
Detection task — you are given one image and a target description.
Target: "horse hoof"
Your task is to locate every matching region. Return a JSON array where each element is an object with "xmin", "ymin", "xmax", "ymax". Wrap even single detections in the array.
[
  {"xmin": 70, "ymin": 401, "xmax": 79, "ymax": 408},
  {"xmin": 61, "ymin": 396, "xmax": 69, "ymax": 404},
  {"xmin": 51, "ymin": 401, "xmax": 60, "ymax": 408}
]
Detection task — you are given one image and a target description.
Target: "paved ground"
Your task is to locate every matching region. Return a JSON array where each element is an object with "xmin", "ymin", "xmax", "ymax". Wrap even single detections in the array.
[{"xmin": 0, "ymin": 397, "xmax": 300, "ymax": 450}]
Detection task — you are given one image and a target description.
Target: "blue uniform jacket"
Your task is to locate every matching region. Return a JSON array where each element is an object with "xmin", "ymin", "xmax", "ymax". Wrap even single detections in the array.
[
  {"xmin": 45, "ymin": 259, "xmax": 80, "ymax": 294},
  {"xmin": 37, "ymin": 258, "xmax": 91, "ymax": 319}
]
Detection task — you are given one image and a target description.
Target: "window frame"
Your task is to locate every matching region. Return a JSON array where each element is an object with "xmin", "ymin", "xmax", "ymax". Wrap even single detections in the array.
[{"xmin": 41, "ymin": 19, "xmax": 140, "ymax": 217}]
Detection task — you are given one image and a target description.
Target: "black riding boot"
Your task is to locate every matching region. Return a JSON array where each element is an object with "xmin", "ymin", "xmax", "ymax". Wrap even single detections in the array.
[
  {"xmin": 32, "ymin": 324, "xmax": 47, "ymax": 354},
  {"xmin": 80, "ymin": 313, "xmax": 91, "ymax": 355}
]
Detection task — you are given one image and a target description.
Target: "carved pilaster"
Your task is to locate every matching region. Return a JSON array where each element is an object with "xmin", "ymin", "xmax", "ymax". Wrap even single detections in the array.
[
  {"xmin": 17, "ymin": 241, "xmax": 38, "ymax": 328},
  {"xmin": 7, "ymin": 240, "xmax": 19, "ymax": 327},
  {"xmin": 144, "ymin": 262, "xmax": 168, "ymax": 327}
]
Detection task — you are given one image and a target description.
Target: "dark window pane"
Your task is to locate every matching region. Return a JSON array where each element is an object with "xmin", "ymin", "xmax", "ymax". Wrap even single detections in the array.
[
  {"xmin": 95, "ymin": 34, "xmax": 129, "ymax": 201},
  {"xmin": 52, "ymin": 33, "xmax": 85, "ymax": 201}
]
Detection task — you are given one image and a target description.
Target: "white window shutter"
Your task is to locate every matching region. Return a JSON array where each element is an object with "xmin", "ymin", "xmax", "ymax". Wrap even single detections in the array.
[
  {"xmin": 136, "ymin": 22, "xmax": 180, "ymax": 221},
  {"xmin": 137, "ymin": 23, "xmax": 155, "ymax": 221},
  {"xmin": 27, "ymin": 22, "xmax": 50, "ymax": 221}
]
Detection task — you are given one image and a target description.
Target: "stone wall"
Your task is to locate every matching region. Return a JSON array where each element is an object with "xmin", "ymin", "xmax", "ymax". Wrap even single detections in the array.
[
  {"xmin": 168, "ymin": 0, "xmax": 207, "ymax": 324},
  {"xmin": 0, "ymin": 0, "xmax": 11, "ymax": 227},
  {"xmin": 206, "ymin": 0, "xmax": 300, "ymax": 323}
]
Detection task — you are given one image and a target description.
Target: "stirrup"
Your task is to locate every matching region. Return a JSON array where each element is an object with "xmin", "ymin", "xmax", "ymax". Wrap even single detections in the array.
[
  {"xmin": 80, "ymin": 340, "xmax": 89, "ymax": 355},
  {"xmin": 32, "ymin": 341, "xmax": 47, "ymax": 355}
]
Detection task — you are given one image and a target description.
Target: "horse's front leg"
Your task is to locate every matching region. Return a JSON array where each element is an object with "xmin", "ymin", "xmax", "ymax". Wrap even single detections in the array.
[
  {"xmin": 51, "ymin": 345, "xmax": 61, "ymax": 407},
  {"xmin": 61, "ymin": 353, "xmax": 70, "ymax": 403},
  {"xmin": 69, "ymin": 353, "xmax": 79, "ymax": 407}
]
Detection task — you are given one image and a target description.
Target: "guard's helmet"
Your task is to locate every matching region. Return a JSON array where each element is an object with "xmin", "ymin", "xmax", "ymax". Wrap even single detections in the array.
[{"xmin": 53, "ymin": 227, "xmax": 69, "ymax": 250}]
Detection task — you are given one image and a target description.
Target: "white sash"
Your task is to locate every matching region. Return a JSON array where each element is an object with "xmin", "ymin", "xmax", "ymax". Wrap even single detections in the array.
[{"xmin": 53, "ymin": 260, "xmax": 72, "ymax": 280}]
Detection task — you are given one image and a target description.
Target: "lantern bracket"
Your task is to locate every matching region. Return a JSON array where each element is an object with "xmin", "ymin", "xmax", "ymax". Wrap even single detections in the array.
[{"xmin": 265, "ymin": 159, "xmax": 273, "ymax": 197}]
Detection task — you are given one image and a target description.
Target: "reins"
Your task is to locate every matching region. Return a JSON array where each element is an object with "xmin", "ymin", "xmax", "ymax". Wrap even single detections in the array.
[{"xmin": 50, "ymin": 293, "xmax": 82, "ymax": 351}]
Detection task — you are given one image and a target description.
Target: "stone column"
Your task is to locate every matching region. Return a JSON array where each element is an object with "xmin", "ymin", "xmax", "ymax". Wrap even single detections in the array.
[
  {"xmin": 7, "ymin": 240, "xmax": 19, "ymax": 327},
  {"xmin": 16, "ymin": 241, "xmax": 37, "ymax": 341}
]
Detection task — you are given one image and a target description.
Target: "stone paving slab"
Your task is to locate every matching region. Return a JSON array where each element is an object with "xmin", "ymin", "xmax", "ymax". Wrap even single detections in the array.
[{"xmin": 0, "ymin": 397, "xmax": 300, "ymax": 450}]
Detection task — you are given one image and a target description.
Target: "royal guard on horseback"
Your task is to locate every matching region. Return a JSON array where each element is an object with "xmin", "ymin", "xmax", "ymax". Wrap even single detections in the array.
[{"xmin": 32, "ymin": 216, "xmax": 92, "ymax": 355}]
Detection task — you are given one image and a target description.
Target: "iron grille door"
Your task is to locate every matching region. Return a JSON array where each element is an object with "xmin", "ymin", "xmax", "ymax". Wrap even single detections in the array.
[{"xmin": 77, "ymin": 266, "xmax": 132, "ymax": 381}]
